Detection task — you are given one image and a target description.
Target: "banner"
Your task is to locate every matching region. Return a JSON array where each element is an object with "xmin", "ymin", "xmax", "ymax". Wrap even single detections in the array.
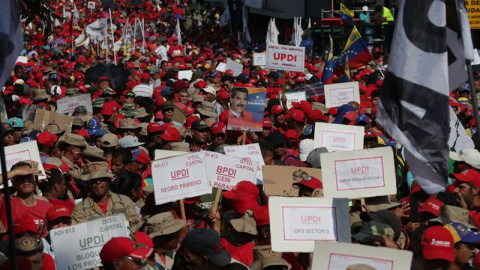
[
  {"xmin": 312, "ymin": 242, "xmax": 412, "ymax": 270},
  {"xmin": 269, "ymin": 197, "xmax": 350, "ymax": 252},
  {"xmin": 266, "ymin": 43, "xmax": 305, "ymax": 72},
  {"xmin": 204, "ymin": 151, "xmax": 258, "ymax": 190},
  {"xmin": 324, "ymin": 81, "xmax": 360, "ymax": 108},
  {"xmin": 226, "ymin": 58, "xmax": 244, "ymax": 76},
  {"xmin": 467, "ymin": 1, "xmax": 480, "ymax": 29},
  {"xmin": 151, "ymin": 153, "xmax": 211, "ymax": 205},
  {"xmin": 2, "ymin": 141, "xmax": 45, "ymax": 179},
  {"xmin": 227, "ymin": 87, "xmax": 266, "ymax": 132},
  {"xmin": 216, "ymin": 62, "xmax": 226, "ymax": 72},
  {"xmin": 224, "ymin": 143, "xmax": 264, "ymax": 183},
  {"xmin": 285, "ymin": 91, "xmax": 306, "ymax": 109},
  {"xmin": 313, "ymin": 123, "xmax": 364, "ymax": 152},
  {"xmin": 263, "ymin": 165, "xmax": 321, "ymax": 197},
  {"xmin": 50, "ymin": 214, "xmax": 129, "ymax": 270},
  {"xmin": 178, "ymin": 70, "xmax": 193, "ymax": 80},
  {"xmin": 57, "ymin": 94, "xmax": 93, "ymax": 114},
  {"xmin": 253, "ymin": 52, "xmax": 266, "ymax": 66},
  {"xmin": 321, "ymin": 147, "xmax": 396, "ymax": 199}
]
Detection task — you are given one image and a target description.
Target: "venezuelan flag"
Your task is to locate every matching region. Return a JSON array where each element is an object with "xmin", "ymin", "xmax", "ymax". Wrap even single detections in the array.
[
  {"xmin": 334, "ymin": 26, "xmax": 374, "ymax": 73},
  {"xmin": 339, "ymin": 4, "xmax": 354, "ymax": 21},
  {"xmin": 322, "ymin": 35, "xmax": 334, "ymax": 84},
  {"xmin": 343, "ymin": 54, "xmax": 351, "ymax": 82}
]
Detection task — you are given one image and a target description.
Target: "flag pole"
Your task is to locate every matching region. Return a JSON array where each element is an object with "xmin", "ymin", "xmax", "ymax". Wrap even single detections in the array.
[{"xmin": 466, "ymin": 60, "xmax": 480, "ymax": 144}]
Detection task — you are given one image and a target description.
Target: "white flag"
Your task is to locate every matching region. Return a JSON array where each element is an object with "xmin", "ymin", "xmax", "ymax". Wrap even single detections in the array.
[
  {"xmin": 75, "ymin": 30, "xmax": 90, "ymax": 47},
  {"xmin": 219, "ymin": 6, "xmax": 230, "ymax": 27},
  {"xmin": 0, "ymin": 0, "xmax": 23, "ymax": 88},
  {"xmin": 242, "ymin": 6, "xmax": 251, "ymax": 44},
  {"xmin": 174, "ymin": 19, "xmax": 182, "ymax": 46},
  {"xmin": 86, "ymin": 18, "xmax": 109, "ymax": 40}
]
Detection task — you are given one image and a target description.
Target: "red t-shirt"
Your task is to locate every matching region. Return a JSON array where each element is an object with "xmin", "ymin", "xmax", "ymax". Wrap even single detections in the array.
[
  {"xmin": 227, "ymin": 110, "xmax": 256, "ymax": 131},
  {"xmin": 47, "ymin": 198, "xmax": 75, "ymax": 211},
  {"xmin": 98, "ymin": 200, "xmax": 109, "ymax": 214},
  {"xmin": 169, "ymin": 45, "xmax": 184, "ymax": 58},
  {"xmin": 43, "ymin": 253, "xmax": 57, "ymax": 270},
  {"xmin": 0, "ymin": 196, "xmax": 53, "ymax": 234}
]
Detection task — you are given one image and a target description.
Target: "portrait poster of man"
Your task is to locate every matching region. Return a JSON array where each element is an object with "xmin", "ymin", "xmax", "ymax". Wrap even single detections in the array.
[{"xmin": 227, "ymin": 87, "xmax": 266, "ymax": 131}]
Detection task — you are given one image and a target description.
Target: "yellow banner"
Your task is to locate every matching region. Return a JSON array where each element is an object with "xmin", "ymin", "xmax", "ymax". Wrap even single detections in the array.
[{"xmin": 466, "ymin": 0, "xmax": 480, "ymax": 29}]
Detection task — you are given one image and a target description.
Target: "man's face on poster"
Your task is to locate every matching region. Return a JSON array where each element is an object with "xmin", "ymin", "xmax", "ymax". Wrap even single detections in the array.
[{"xmin": 230, "ymin": 91, "xmax": 247, "ymax": 114}]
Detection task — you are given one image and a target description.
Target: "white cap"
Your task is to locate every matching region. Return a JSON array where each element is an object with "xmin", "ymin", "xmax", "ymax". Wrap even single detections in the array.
[
  {"xmin": 362, "ymin": 6, "xmax": 369, "ymax": 12},
  {"xmin": 203, "ymin": 85, "xmax": 216, "ymax": 95},
  {"xmin": 299, "ymin": 139, "xmax": 315, "ymax": 161},
  {"xmin": 449, "ymin": 148, "xmax": 480, "ymax": 169}
]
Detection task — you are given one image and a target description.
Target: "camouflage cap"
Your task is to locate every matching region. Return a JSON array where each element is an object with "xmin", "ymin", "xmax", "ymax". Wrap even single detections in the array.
[
  {"xmin": 92, "ymin": 98, "xmax": 105, "ymax": 108},
  {"xmin": 80, "ymin": 161, "xmax": 113, "ymax": 181}
]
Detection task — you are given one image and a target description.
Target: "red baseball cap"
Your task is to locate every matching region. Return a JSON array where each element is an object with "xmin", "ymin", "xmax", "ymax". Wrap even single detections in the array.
[
  {"xmin": 141, "ymin": 73, "xmax": 151, "ymax": 80},
  {"xmin": 210, "ymin": 122, "xmax": 226, "ymax": 135},
  {"xmin": 194, "ymin": 80, "xmax": 207, "ymax": 89},
  {"xmin": 288, "ymin": 109, "xmax": 305, "ymax": 122},
  {"xmin": 13, "ymin": 214, "xmax": 38, "ymax": 236},
  {"xmin": 147, "ymin": 123, "xmax": 162, "ymax": 134},
  {"xmin": 223, "ymin": 181, "xmax": 259, "ymax": 199},
  {"xmin": 183, "ymin": 106, "xmax": 195, "ymax": 116},
  {"xmin": 286, "ymin": 71, "xmax": 297, "ymax": 78},
  {"xmin": 218, "ymin": 91, "xmax": 230, "ymax": 100},
  {"xmin": 253, "ymin": 205, "xmax": 270, "ymax": 226},
  {"xmin": 161, "ymin": 126, "xmax": 181, "ymax": 142},
  {"xmin": 292, "ymin": 176, "xmax": 323, "ymax": 190},
  {"xmin": 100, "ymin": 237, "xmax": 153, "ymax": 265},
  {"xmin": 263, "ymin": 119, "xmax": 273, "ymax": 129},
  {"xmin": 344, "ymin": 111, "xmax": 358, "ymax": 125},
  {"xmin": 285, "ymin": 129, "xmax": 298, "ymax": 142},
  {"xmin": 185, "ymin": 115, "xmax": 201, "ymax": 129},
  {"xmin": 421, "ymin": 226, "xmax": 455, "ymax": 262},
  {"xmin": 418, "ymin": 198, "xmax": 444, "ymax": 217},
  {"xmin": 37, "ymin": 131, "xmax": 58, "ymax": 148},
  {"xmin": 134, "ymin": 232, "xmax": 154, "ymax": 249},
  {"xmin": 271, "ymin": 105, "xmax": 284, "ymax": 115},
  {"xmin": 451, "ymin": 169, "xmax": 480, "ymax": 187},
  {"xmin": 46, "ymin": 205, "xmax": 72, "ymax": 221},
  {"xmin": 232, "ymin": 193, "xmax": 259, "ymax": 215}
]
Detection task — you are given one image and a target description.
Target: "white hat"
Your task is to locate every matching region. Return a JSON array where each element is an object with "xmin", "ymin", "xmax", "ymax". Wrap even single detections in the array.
[
  {"xmin": 299, "ymin": 139, "xmax": 315, "ymax": 161},
  {"xmin": 449, "ymin": 148, "xmax": 480, "ymax": 169},
  {"xmin": 362, "ymin": 6, "xmax": 369, "ymax": 12},
  {"xmin": 203, "ymin": 85, "xmax": 216, "ymax": 95},
  {"xmin": 119, "ymin": 135, "xmax": 145, "ymax": 148}
]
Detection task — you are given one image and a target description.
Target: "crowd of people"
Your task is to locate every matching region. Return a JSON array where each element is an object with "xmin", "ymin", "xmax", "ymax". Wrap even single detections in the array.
[{"xmin": 2, "ymin": 0, "xmax": 480, "ymax": 269}]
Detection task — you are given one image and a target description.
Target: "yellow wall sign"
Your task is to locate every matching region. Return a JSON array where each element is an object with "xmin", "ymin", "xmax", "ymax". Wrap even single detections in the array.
[{"xmin": 467, "ymin": 0, "xmax": 480, "ymax": 29}]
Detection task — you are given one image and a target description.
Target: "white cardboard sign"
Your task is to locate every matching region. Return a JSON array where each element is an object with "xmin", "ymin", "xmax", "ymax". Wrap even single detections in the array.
[
  {"xmin": 87, "ymin": 1, "xmax": 95, "ymax": 10},
  {"xmin": 312, "ymin": 242, "xmax": 412, "ymax": 270},
  {"xmin": 253, "ymin": 52, "xmax": 266, "ymax": 66},
  {"xmin": 57, "ymin": 94, "xmax": 93, "ymax": 114},
  {"xmin": 151, "ymin": 153, "xmax": 211, "ymax": 205},
  {"xmin": 224, "ymin": 143, "xmax": 264, "ymax": 183},
  {"xmin": 321, "ymin": 147, "xmax": 396, "ymax": 199},
  {"xmin": 204, "ymin": 151, "xmax": 258, "ymax": 190},
  {"xmin": 269, "ymin": 197, "xmax": 350, "ymax": 252},
  {"xmin": 216, "ymin": 62, "xmax": 226, "ymax": 72},
  {"xmin": 50, "ymin": 214, "xmax": 129, "ymax": 270},
  {"xmin": 324, "ymin": 81, "xmax": 360, "ymax": 108},
  {"xmin": 178, "ymin": 70, "xmax": 193, "ymax": 80},
  {"xmin": 226, "ymin": 58, "xmax": 244, "ymax": 76},
  {"xmin": 2, "ymin": 141, "xmax": 45, "ymax": 179},
  {"xmin": 285, "ymin": 91, "xmax": 306, "ymax": 109},
  {"xmin": 314, "ymin": 123, "xmax": 364, "ymax": 152},
  {"xmin": 266, "ymin": 43, "xmax": 305, "ymax": 72}
]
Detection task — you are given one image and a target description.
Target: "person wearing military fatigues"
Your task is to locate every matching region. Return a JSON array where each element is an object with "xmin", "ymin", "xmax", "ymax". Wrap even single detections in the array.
[{"xmin": 71, "ymin": 162, "xmax": 141, "ymax": 229}]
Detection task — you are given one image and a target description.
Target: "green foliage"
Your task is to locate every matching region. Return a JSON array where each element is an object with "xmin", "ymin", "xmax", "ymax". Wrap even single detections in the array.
[{"xmin": 18, "ymin": 0, "xmax": 60, "ymax": 36}]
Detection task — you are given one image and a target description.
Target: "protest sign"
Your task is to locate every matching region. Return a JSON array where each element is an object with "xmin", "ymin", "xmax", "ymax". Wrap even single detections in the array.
[
  {"xmin": 224, "ymin": 143, "xmax": 264, "ymax": 183},
  {"xmin": 50, "ymin": 214, "xmax": 129, "ymax": 270},
  {"xmin": 266, "ymin": 43, "xmax": 305, "ymax": 72},
  {"xmin": 285, "ymin": 91, "xmax": 306, "ymax": 109},
  {"xmin": 34, "ymin": 109, "xmax": 74, "ymax": 133},
  {"xmin": 152, "ymin": 153, "xmax": 211, "ymax": 205},
  {"xmin": 154, "ymin": 150, "xmax": 188, "ymax": 160},
  {"xmin": 87, "ymin": 1, "xmax": 96, "ymax": 10},
  {"xmin": 1, "ymin": 141, "xmax": 45, "ymax": 180},
  {"xmin": 172, "ymin": 105, "xmax": 186, "ymax": 125},
  {"xmin": 314, "ymin": 123, "xmax": 364, "ymax": 152},
  {"xmin": 263, "ymin": 166, "xmax": 321, "ymax": 197},
  {"xmin": 216, "ymin": 62, "xmax": 226, "ymax": 72},
  {"xmin": 22, "ymin": 104, "xmax": 39, "ymax": 122},
  {"xmin": 324, "ymin": 81, "xmax": 360, "ymax": 108},
  {"xmin": 226, "ymin": 58, "xmax": 244, "ymax": 76},
  {"xmin": 204, "ymin": 151, "xmax": 258, "ymax": 190},
  {"xmin": 16, "ymin": 56, "xmax": 28, "ymax": 64},
  {"xmin": 227, "ymin": 87, "xmax": 266, "ymax": 132},
  {"xmin": 253, "ymin": 52, "xmax": 266, "ymax": 66},
  {"xmin": 57, "ymin": 94, "xmax": 93, "ymax": 114},
  {"xmin": 269, "ymin": 197, "xmax": 350, "ymax": 252},
  {"xmin": 178, "ymin": 70, "xmax": 193, "ymax": 80},
  {"xmin": 321, "ymin": 147, "xmax": 396, "ymax": 199},
  {"xmin": 312, "ymin": 242, "xmax": 412, "ymax": 270}
]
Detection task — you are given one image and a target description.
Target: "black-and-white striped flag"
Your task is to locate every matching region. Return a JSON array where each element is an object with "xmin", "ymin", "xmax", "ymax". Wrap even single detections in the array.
[{"xmin": 377, "ymin": 0, "xmax": 473, "ymax": 194}]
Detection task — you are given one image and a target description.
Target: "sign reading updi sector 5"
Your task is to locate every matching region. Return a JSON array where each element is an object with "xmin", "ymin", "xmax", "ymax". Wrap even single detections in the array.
[
  {"xmin": 204, "ymin": 151, "xmax": 258, "ymax": 190},
  {"xmin": 266, "ymin": 44, "xmax": 305, "ymax": 72},
  {"xmin": 269, "ymin": 197, "xmax": 350, "ymax": 252},
  {"xmin": 152, "ymin": 153, "xmax": 211, "ymax": 205}
]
